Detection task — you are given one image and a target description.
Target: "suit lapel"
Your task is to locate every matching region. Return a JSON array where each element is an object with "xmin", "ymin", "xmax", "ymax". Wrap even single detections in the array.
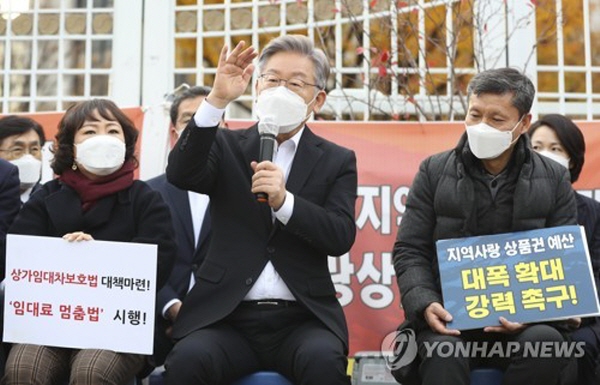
[
  {"xmin": 267, "ymin": 127, "xmax": 322, "ymax": 240},
  {"xmin": 239, "ymin": 124, "xmax": 260, "ymax": 180},
  {"xmin": 240, "ymin": 125, "xmax": 273, "ymax": 232},
  {"xmin": 286, "ymin": 127, "xmax": 323, "ymax": 195},
  {"xmin": 196, "ymin": 205, "xmax": 211, "ymax": 250}
]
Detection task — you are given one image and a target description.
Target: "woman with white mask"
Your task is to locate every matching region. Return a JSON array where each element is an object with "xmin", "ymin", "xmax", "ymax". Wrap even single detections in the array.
[
  {"xmin": 529, "ymin": 114, "xmax": 600, "ymax": 385},
  {"xmin": 2, "ymin": 99, "xmax": 176, "ymax": 385},
  {"xmin": 0, "ymin": 116, "xmax": 46, "ymax": 203}
]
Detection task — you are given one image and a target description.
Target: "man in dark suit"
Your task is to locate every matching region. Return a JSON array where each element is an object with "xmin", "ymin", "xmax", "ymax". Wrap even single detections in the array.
[
  {"xmin": 0, "ymin": 158, "xmax": 27, "ymax": 377},
  {"xmin": 146, "ymin": 86, "xmax": 213, "ymax": 367},
  {"xmin": 164, "ymin": 35, "xmax": 358, "ymax": 385},
  {"xmin": 0, "ymin": 158, "xmax": 19, "ymax": 241}
]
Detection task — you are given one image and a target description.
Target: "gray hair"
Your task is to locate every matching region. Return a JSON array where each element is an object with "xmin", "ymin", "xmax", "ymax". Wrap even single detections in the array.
[
  {"xmin": 467, "ymin": 68, "xmax": 535, "ymax": 117},
  {"xmin": 257, "ymin": 35, "xmax": 330, "ymax": 90}
]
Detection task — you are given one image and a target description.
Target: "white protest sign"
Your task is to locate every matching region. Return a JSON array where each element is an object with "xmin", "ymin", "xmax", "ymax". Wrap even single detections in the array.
[{"xmin": 4, "ymin": 234, "xmax": 157, "ymax": 355}]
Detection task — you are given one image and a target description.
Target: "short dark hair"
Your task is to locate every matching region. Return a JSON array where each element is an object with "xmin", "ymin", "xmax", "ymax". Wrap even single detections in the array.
[
  {"xmin": 52, "ymin": 99, "xmax": 138, "ymax": 175},
  {"xmin": 169, "ymin": 86, "xmax": 211, "ymax": 126},
  {"xmin": 529, "ymin": 114, "xmax": 585, "ymax": 183},
  {"xmin": 0, "ymin": 115, "xmax": 46, "ymax": 147},
  {"xmin": 467, "ymin": 68, "xmax": 536, "ymax": 117}
]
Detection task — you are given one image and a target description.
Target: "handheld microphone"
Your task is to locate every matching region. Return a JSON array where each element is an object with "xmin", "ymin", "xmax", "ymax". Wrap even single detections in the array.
[{"xmin": 256, "ymin": 116, "xmax": 278, "ymax": 203}]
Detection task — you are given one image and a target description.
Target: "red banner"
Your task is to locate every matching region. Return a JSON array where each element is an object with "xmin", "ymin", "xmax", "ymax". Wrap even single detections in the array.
[
  {"xmin": 284, "ymin": 120, "xmax": 600, "ymax": 355},
  {"xmin": 20, "ymin": 114, "xmax": 600, "ymax": 355}
]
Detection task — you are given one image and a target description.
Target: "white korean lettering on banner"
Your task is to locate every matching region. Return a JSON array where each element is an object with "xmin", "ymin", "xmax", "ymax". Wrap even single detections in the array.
[
  {"xmin": 357, "ymin": 185, "xmax": 410, "ymax": 235},
  {"xmin": 330, "ymin": 252, "xmax": 397, "ymax": 309}
]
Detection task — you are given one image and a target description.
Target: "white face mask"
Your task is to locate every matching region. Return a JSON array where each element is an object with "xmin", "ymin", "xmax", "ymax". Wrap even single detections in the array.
[
  {"xmin": 466, "ymin": 117, "xmax": 523, "ymax": 160},
  {"xmin": 537, "ymin": 150, "xmax": 570, "ymax": 170},
  {"xmin": 10, "ymin": 154, "xmax": 41, "ymax": 188},
  {"xmin": 256, "ymin": 86, "xmax": 314, "ymax": 134},
  {"xmin": 75, "ymin": 135, "xmax": 126, "ymax": 176}
]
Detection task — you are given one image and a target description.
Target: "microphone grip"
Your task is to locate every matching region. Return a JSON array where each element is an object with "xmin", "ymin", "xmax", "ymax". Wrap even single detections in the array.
[
  {"xmin": 256, "ymin": 192, "xmax": 268, "ymax": 202},
  {"xmin": 256, "ymin": 134, "xmax": 276, "ymax": 203}
]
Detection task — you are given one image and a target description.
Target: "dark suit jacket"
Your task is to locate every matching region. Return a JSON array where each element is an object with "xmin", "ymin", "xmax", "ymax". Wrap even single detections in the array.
[
  {"xmin": 0, "ymin": 159, "xmax": 21, "ymax": 280},
  {"xmin": 146, "ymin": 173, "xmax": 211, "ymax": 365},
  {"xmin": 6, "ymin": 179, "xmax": 176, "ymax": 288},
  {"xmin": 576, "ymin": 192, "xmax": 600, "ymax": 339},
  {"xmin": 166, "ymin": 122, "xmax": 357, "ymax": 350},
  {"xmin": 0, "ymin": 159, "xmax": 20, "ymax": 239}
]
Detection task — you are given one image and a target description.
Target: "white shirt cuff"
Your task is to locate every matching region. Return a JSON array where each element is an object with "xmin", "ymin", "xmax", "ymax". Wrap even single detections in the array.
[
  {"xmin": 274, "ymin": 191, "xmax": 294, "ymax": 225},
  {"xmin": 193, "ymin": 99, "xmax": 225, "ymax": 127},
  {"xmin": 162, "ymin": 299, "xmax": 182, "ymax": 319}
]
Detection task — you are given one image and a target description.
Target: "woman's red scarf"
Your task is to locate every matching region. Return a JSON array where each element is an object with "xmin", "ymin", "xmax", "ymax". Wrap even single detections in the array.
[{"xmin": 59, "ymin": 160, "xmax": 136, "ymax": 212}]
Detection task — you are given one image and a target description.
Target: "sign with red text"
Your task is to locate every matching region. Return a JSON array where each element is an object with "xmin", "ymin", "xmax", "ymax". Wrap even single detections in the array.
[{"xmin": 3, "ymin": 234, "xmax": 157, "ymax": 355}]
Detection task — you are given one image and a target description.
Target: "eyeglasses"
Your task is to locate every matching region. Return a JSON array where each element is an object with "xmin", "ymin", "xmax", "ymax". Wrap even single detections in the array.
[
  {"xmin": 258, "ymin": 74, "xmax": 322, "ymax": 94},
  {"xmin": 0, "ymin": 145, "xmax": 41, "ymax": 159}
]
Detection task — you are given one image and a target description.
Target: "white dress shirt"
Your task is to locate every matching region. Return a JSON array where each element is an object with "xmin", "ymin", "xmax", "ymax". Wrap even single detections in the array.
[
  {"xmin": 194, "ymin": 100, "xmax": 298, "ymax": 301},
  {"xmin": 20, "ymin": 186, "xmax": 33, "ymax": 204}
]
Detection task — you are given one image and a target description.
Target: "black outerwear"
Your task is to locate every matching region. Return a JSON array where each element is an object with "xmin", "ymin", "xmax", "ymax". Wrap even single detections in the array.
[
  {"xmin": 0, "ymin": 159, "xmax": 19, "ymax": 280},
  {"xmin": 393, "ymin": 133, "xmax": 578, "ymax": 330},
  {"xmin": 576, "ymin": 192, "xmax": 600, "ymax": 340},
  {"xmin": 7, "ymin": 179, "xmax": 176, "ymax": 290},
  {"xmin": 146, "ymin": 173, "xmax": 211, "ymax": 366},
  {"xmin": 166, "ymin": 122, "xmax": 357, "ymax": 350}
]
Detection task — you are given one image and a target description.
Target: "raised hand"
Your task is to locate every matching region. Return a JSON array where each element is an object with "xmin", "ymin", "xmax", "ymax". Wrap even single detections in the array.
[{"xmin": 207, "ymin": 41, "xmax": 258, "ymax": 109}]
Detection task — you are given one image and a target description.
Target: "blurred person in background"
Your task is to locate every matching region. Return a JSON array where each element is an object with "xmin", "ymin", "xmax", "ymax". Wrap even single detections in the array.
[
  {"xmin": 0, "ymin": 116, "xmax": 46, "ymax": 204},
  {"xmin": 0, "ymin": 158, "xmax": 20, "ymax": 378},
  {"xmin": 529, "ymin": 114, "xmax": 600, "ymax": 385},
  {"xmin": 146, "ymin": 85, "xmax": 213, "ymax": 369}
]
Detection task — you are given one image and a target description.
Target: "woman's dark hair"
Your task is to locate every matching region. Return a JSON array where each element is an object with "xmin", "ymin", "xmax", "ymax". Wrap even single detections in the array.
[
  {"xmin": 529, "ymin": 114, "xmax": 585, "ymax": 183},
  {"xmin": 52, "ymin": 99, "xmax": 138, "ymax": 175}
]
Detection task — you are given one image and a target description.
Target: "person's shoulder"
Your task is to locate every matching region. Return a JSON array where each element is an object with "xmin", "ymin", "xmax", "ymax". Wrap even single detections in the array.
[
  {"xmin": 304, "ymin": 126, "xmax": 353, "ymax": 155},
  {"xmin": 132, "ymin": 179, "xmax": 155, "ymax": 192},
  {"xmin": 427, "ymin": 148, "xmax": 454, "ymax": 163},
  {"xmin": 145, "ymin": 173, "xmax": 167, "ymax": 189},
  {"xmin": 126, "ymin": 180, "xmax": 167, "ymax": 205},
  {"xmin": 576, "ymin": 192, "xmax": 600, "ymax": 212},
  {"xmin": 145, "ymin": 173, "xmax": 187, "ymax": 198},
  {"xmin": 0, "ymin": 158, "xmax": 16, "ymax": 174},
  {"xmin": 30, "ymin": 178, "xmax": 61, "ymax": 198},
  {"xmin": 420, "ymin": 148, "xmax": 455, "ymax": 173}
]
